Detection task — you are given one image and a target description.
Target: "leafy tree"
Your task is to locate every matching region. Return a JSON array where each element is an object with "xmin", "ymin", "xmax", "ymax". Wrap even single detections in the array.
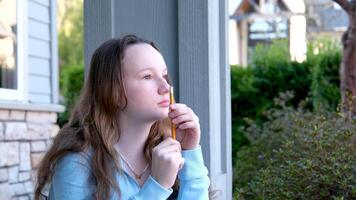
[
  {"xmin": 332, "ymin": 0, "xmax": 356, "ymax": 119},
  {"xmin": 57, "ymin": 0, "xmax": 84, "ymax": 93}
]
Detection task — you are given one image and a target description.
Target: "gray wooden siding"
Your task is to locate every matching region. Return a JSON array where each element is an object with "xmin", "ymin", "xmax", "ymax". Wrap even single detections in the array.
[
  {"xmin": 27, "ymin": 0, "xmax": 53, "ymax": 104},
  {"xmin": 113, "ymin": 1, "xmax": 179, "ymax": 94},
  {"xmin": 84, "ymin": 1, "xmax": 179, "ymax": 93}
]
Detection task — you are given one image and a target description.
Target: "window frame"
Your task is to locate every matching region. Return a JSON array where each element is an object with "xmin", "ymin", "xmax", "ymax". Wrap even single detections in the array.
[{"xmin": 0, "ymin": 0, "xmax": 28, "ymax": 102}]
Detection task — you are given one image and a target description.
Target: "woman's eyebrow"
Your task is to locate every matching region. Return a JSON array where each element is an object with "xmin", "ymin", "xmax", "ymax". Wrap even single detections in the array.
[{"xmin": 136, "ymin": 67, "xmax": 168, "ymax": 75}]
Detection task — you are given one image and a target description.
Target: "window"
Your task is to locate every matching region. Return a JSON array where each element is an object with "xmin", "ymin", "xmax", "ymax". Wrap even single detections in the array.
[
  {"xmin": 0, "ymin": 0, "xmax": 17, "ymax": 89},
  {"xmin": 0, "ymin": 0, "xmax": 26, "ymax": 101}
]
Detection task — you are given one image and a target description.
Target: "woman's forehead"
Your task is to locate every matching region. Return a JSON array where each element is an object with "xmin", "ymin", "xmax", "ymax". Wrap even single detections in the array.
[{"xmin": 122, "ymin": 43, "xmax": 167, "ymax": 74}]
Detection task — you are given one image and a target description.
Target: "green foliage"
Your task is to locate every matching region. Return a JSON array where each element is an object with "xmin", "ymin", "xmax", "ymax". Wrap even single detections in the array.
[
  {"xmin": 231, "ymin": 38, "xmax": 342, "ymax": 160},
  {"xmin": 58, "ymin": 0, "xmax": 84, "ymax": 93},
  {"xmin": 233, "ymin": 93, "xmax": 356, "ymax": 200},
  {"xmin": 253, "ymin": 61, "xmax": 312, "ymax": 109},
  {"xmin": 57, "ymin": 66, "xmax": 84, "ymax": 127},
  {"xmin": 251, "ymin": 39, "xmax": 291, "ymax": 68},
  {"xmin": 230, "ymin": 61, "xmax": 312, "ymax": 160},
  {"xmin": 57, "ymin": 0, "xmax": 84, "ymax": 126},
  {"xmin": 231, "ymin": 66, "xmax": 257, "ymax": 155},
  {"xmin": 308, "ymin": 38, "xmax": 342, "ymax": 111}
]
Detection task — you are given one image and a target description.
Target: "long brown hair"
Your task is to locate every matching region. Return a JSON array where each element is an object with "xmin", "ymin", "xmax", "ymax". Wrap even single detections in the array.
[{"xmin": 34, "ymin": 35, "xmax": 171, "ymax": 200}]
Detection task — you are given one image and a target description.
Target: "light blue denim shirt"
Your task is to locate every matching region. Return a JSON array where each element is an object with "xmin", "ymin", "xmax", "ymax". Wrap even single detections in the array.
[{"xmin": 48, "ymin": 146, "xmax": 210, "ymax": 200}]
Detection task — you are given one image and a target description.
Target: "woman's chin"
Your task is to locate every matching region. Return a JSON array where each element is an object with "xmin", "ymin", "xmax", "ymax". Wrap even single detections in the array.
[
  {"xmin": 142, "ymin": 107, "xmax": 169, "ymax": 122},
  {"xmin": 155, "ymin": 109, "xmax": 170, "ymax": 119}
]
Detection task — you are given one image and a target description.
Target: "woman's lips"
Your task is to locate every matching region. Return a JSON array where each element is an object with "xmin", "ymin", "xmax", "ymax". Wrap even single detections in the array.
[{"xmin": 158, "ymin": 100, "xmax": 170, "ymax": 107}]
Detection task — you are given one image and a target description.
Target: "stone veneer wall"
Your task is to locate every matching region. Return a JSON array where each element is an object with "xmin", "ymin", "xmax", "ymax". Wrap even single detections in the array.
[{"xmin": 0, "ymin": 109, "xmax": 59, "ymax": 200}]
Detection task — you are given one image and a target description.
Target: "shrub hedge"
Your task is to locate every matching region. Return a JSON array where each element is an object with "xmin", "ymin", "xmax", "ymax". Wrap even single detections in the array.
[{"xmin": 233, "ymin": 93, "xmax": 355, "ymax": 200}]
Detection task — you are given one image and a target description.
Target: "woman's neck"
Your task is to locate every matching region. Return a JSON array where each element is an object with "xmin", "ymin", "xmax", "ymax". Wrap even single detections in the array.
[{"xmin": 116, "ymin": 114, "xmax": 154, "ymax": 159}]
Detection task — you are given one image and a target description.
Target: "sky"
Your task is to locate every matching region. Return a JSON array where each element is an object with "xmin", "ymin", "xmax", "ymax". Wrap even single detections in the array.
[{"xmin": 229, "ymin": 0, "xmax": 242, "ymax": 15}]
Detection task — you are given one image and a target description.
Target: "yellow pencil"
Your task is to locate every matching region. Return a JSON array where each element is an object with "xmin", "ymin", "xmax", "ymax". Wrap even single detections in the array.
[{"xmin": 169, "ymin": 87, "xmax": 176, "ymax": 140}]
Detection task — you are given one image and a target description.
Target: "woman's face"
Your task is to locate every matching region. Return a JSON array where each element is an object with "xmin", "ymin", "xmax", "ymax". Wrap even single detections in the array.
[{"xmin": 121, "ymin": 43, "xmax": 170, "ymax": 122}]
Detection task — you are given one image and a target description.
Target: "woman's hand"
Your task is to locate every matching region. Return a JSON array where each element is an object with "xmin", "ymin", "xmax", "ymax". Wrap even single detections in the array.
[
  {"xmin": 168, "ymin": 103, "xmax": 201, "ymax": 150},
  {"xmin": 151, "ymin": 137, "xmax": 185, "ymax": 189}
]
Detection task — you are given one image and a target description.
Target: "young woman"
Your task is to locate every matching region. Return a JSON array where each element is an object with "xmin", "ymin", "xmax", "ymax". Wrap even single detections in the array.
[{"xmin": 34, "ymin": 35, "xmax": 210, "ymax": 200}]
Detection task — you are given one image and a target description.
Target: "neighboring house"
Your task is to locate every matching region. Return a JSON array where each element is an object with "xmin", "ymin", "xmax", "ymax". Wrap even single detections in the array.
[
  {"xmin": 229, "ymin": 0, "xmax": 306, "ymax": 65},
  {"xmin": 0, "ymin": 0, "xmax": 63, "ymax": 199},
  {"xmin": 305, "ymin": 0, "xmax": 348, "ymax": 39}
]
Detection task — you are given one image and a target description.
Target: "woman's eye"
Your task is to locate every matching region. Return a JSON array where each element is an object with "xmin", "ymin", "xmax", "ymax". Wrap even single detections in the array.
[{"xmin": 144, "ymin": 74, "xmax": 152, "ymax": 79}]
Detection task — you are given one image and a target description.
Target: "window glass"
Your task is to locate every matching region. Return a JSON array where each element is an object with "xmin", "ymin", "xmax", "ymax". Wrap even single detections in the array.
[{"xmin": 0, "ymin": 0, "xmax": 17, "ymax": 89}]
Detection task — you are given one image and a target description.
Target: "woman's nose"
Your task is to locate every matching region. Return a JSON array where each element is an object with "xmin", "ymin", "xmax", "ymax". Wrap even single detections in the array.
[{"xmin": 158, "ymin": 79, "xmax": 170, "ymax": 94}]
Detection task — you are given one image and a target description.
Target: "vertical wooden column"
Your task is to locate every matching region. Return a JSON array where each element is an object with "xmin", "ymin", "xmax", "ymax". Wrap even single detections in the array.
[{"xmin": 178, "ymin": 0, "xmax": 231, "ymax": 199}]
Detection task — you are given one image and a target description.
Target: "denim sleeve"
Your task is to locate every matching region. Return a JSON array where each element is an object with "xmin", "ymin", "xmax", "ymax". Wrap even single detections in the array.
[
  {"xmin": 177, "ymin": 145, "xmax": 210, "ymax": 200},
  {"xmin": 51, "ymin": 153, "xmax": 96, "ymax": 200},
  {"xmin": 128, "ymin": 176, "xmax": 173, "ymax": 200}
]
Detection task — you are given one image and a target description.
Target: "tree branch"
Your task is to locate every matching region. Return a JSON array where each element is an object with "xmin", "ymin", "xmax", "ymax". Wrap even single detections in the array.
[{"xmin": 332, "ymin": 0, "xmax": 350, "ymax": 13}]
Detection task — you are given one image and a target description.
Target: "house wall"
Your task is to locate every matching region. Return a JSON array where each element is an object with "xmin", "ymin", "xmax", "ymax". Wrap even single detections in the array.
[
  {"xmin": 0, "ymin": 0, "xmax": 61, "ymax": 199},
  {"xmin": 28, "ymin": 0, "xmax": 56, "ymax": 104}
]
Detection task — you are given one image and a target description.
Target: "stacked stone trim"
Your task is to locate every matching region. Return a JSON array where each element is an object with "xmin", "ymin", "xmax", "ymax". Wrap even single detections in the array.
[{"xmin": 0, "ymin": 109, "xmax": 59, "ymax": 200}]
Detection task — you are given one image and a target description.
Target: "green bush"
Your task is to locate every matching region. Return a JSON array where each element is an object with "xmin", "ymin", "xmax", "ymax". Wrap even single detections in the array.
[
  {"xmin": 253, "ymin": 61, "xmax": 312, "ymax": 109},
  {"xmin": 251, "ymin": 39, "xmax": 290, "ymax": 68},
  {"xmin": 57, "ymin": 66, "xmax": 84, "ymax": 127},
  {"xmin": 57, "ymin": 0, "xmax": 84, "ymax": 127},
  {"xmin": 308, "ymin": 38, "xmax": 342, "ymax": 111},
  {"xmin": 233, "ymin": 94, "xmax": 356, "ymax": 200},
  {"xmin": 231, "ymin": 66, "xmax": 258, "ymax": 156},
  {"xmin": 231, "ymin": 38, "xmax": 341, "ymax": 159},
  {"xmin": 230, "ymin": 61, "xmax": 312, "ymax": 158}
]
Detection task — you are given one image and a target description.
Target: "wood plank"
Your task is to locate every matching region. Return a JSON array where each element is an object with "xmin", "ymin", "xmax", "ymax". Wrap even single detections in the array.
[
  {"xmin": 50, "ymin": 0, "xmax": 59, "ymax": 104},
  {"xmin": 28, "ymin": 19, "xmax": 50, "ymax": 41},
  {"xmin": 178, "ymin": 0, "xmax": 231, "ymax": 199},
  {"xmin": 28, "ymin": 93, "xmax": 51, "ymax": 103},
  {"xmin": 28, "ymin": 57, "xmax": 50, "ymax": 76},
  {"xmin": 31, "ymin": 0, "xmax": 50, "ymax": 7},
  {"xmin": 28, "ymin": 38, "xmax": 50, "ymax": 59},
  {"xmin": 29, "ymin": 0, "xmax": 50, "ymax": 24},
  {"xmin": 84, "ymin": 0, "xmax": 113, "ymax": 76},
  {"xmin": 28, "ymin": 74, "xmax": 51, "ymax": 94}
]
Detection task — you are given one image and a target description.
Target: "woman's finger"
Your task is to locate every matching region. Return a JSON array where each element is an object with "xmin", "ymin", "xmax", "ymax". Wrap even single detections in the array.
[
  {"xmin": 171, "ymin": 113, "xmax": 194, "ymax": 125},
  {"xmin": 159, "ymin": 143, "xmax": 182, "ymax": 154},
  {"xmin": 153, "ymin": 137, "xmax": 181, "ymax": 151},
  {"xmin": 177, "ymin": 121, "xmax": 196, "ymax": 130},
  {"xmin": 169, "ymin": 104, "xmax": 190, "ymax": 117}
]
